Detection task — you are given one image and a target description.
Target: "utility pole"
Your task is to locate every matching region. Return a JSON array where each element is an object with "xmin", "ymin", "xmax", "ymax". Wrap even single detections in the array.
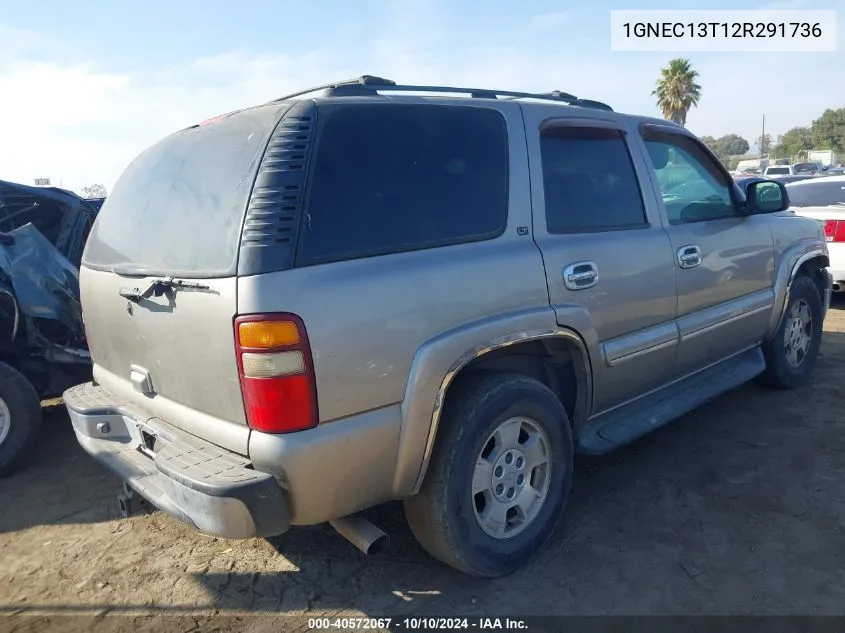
[{"xmin": 761, "ymin": 114, "xmax": 766, "ymax": 157}]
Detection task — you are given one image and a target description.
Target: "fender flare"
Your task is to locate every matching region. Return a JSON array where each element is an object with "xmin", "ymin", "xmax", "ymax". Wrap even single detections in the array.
[
  {"xmin": 766, "ymin": 245, "xmax": 829, "ymax": 340},
  {"xmin": 0, "ymin": 285, "xmax": 19, "ymax": 342},
  {"xmin": 392, "ymin": 309, "xmax": 594, "ymax": 498}
]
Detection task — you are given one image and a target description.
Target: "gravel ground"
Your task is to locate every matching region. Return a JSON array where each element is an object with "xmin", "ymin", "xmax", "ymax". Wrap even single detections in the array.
[{"xmin": 2, "ymin": 299, "xmax": 844, "ymax": 631}]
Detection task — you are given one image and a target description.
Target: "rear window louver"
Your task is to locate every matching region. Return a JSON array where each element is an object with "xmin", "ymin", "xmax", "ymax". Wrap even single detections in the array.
[{"xmin": 238, "ymin": 100, "xmax": 317, "ymax": 276}]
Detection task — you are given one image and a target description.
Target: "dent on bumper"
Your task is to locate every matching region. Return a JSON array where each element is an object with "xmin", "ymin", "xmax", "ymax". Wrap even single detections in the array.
[{"xmin": 64, "ymin": 383, "xmax": 289, "ymax": 539}]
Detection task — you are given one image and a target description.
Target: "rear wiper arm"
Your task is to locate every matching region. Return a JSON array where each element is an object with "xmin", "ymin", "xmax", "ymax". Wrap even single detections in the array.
[{"xmin": 119, "ymin": 277, "xmax": 210, "ymax": 303}]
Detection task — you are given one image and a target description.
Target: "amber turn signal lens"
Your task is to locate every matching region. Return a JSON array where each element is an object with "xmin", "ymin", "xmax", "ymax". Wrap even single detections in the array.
[{"xmin": 238, "ymin": 320, "xmax": 301, "ymax": 349}]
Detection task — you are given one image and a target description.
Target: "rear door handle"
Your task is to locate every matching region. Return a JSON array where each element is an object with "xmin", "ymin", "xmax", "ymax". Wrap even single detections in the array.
[
  {"xmin": 563, "ymin": 261, "xmax": 599, "ymax": 290},
  {"xmin": 677, "ymin": 245, "xmax": 702, "ymax": 269}
]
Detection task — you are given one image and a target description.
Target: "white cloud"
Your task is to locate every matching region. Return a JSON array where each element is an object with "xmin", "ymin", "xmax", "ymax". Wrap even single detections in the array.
[
  {"xmin": 0, "ymin": 4, "xmax": 841, "ymax": 194},
  {"xmin": 759, "ymin": 0, "xmax": 810, "ymax": 9},
  {"xmin": 527, "ymin": 12, "xmax": 574, "ymax": 32}
]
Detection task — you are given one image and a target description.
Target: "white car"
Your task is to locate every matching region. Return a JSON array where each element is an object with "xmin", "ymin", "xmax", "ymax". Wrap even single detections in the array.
[
  {"xmin": 764, "ymin": 165, "xmax": 795, "ymax": 177},
  {"xmin": 786, "ymin": 175, "xmax": 845, "ymax": 292}
]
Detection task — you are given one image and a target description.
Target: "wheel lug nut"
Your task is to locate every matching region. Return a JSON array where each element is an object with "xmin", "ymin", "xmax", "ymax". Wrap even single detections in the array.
[
  {"xmin": 494, "ymin": 466, "xmax": 503, "ymax": 478},
  {"xmin": 495, "ymin": 484, "xmax": 504, "ymax": 495},
  {"xmin": 504, "ymin": 452, "xmax": 513, "ymax": 464}
]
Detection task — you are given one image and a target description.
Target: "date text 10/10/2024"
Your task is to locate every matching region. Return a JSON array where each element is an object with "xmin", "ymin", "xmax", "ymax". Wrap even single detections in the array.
[{"xmin": 307, "ymin": 617, "xmax": 529, "ymax": 630}]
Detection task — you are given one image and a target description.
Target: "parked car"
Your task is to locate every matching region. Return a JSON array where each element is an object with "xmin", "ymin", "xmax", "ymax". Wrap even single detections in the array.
[
  {"xmin": 793, "ymin": 162, "xmax": 824, "ymax": 175},
  {"xmin": 764, "ymin": 165, "xmax": 797, "ymax": 177},
  {"xmin": 786, "ymin": 175, "xmax": 845, "ymax": 292},
  {"xmin": 84, "ymin": 197, "xmax": 106, "ymax": 212},
  {"xmin": 64, "ymin": 76, "xmax": 831, "ymax": 577},
  {"xmin": 741, "ymin": 173, "xmax": 816, "ymax": 185},
  {"xmin": 0, "ymin": 180, "xmax": 96, "ymax": 476}
]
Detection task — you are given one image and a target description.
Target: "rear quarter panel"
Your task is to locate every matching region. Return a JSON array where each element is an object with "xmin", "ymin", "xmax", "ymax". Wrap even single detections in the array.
[{"xmin": 237, "ymin": 100, "xmax": 552, "ymax": 493}]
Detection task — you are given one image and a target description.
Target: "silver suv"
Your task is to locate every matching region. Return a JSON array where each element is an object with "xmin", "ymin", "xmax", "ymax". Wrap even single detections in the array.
[{"xmin": 65, "ymin": 76, "xmax": 832, "ymax": 577}]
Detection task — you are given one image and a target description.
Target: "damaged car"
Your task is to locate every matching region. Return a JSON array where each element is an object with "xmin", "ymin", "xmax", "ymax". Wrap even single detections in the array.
[{"xmin": 0, "ymin": 179, "xmax": 96, "ymax": 476}]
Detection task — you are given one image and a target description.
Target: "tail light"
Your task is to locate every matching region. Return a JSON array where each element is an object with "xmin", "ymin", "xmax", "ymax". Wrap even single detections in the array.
[
  {"xmin": 823, "ymin": 220, "xmax": 845, "ymax": 243},
  {"xmin": 234, "ymin": 313, "xmax": 318, "ymax": 433}
]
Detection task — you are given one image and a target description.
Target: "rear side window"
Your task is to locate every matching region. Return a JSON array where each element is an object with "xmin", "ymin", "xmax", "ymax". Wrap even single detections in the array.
[
  {"xmin": 296, "ymin": 104, "xmax": 508, "ymax": 265},
  {"xmin": 83, "ymin": 104, "xmax": 285, "ymax": 277},
  {"xmin": 540, "ymin": 127, "xmax": 646, "ymax": 233},
  {"xmin": 0, "ymin": 186, "xmax": 65, "ymax": 245}
]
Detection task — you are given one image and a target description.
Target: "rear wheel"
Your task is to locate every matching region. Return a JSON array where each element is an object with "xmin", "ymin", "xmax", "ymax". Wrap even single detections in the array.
[
  {"xmin": 404, "ymin": 372, "xmax": 573, "ymax": 577},
  {"xmin": 0, "ymin": 362, "xmax": 43, "ymax": 478},
  {"xmin": 758, "ymin": 275, "xmax": 823, "ymax": 389}
]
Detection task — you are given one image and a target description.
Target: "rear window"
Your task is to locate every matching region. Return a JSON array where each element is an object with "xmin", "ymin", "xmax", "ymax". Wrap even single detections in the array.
[
  {"xmin": 793, "ymin": 163, "xmax": 818, "ymax": 173},
  {"xmin": 786, "ymin": 179, "xmax": 845, "ymax": 207},
  {"xmin": 82, "ymin": 104, "xmax": 286, "ymax": 277},
  {"xmin": 296, "ymin": 104, "xmax": 508, "ymax": 265},
  {"xmin": 766, "ymin": 167, "xmax": 789, "ymax": 175}
]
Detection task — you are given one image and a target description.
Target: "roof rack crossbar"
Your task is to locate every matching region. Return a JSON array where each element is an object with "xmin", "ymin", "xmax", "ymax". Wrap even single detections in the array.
[
  {"xmin": 267, "ymin": 76, "xmax": 612, "ymax": 111},
  {"xmin": 267, "ymin": 75, "xmax": 396, "ymax": 104}
]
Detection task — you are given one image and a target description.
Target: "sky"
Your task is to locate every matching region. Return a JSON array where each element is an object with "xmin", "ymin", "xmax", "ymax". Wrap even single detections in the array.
[{"xmin": 0, "ymin": 0, "xmax": 842, "ymax": 195}]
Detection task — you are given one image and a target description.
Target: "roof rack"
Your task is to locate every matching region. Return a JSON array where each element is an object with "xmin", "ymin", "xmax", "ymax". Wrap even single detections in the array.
[{"xmin": 267, "ymin": 75, "xmax": 613, "ymax": 111}]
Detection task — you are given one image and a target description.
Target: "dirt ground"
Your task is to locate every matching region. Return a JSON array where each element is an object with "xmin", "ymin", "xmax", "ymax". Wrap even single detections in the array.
[{"xmin": 2, "ymin": 299, "xmax": 845, "ymax": 629}]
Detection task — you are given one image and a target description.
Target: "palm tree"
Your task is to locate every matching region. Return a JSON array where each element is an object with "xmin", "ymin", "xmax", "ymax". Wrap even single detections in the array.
[{"xmin": 653, "ymin": 58, "xmax": 701, "ymax": 127}]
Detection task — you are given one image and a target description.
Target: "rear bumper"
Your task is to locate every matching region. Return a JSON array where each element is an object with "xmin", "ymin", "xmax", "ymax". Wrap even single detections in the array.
[
  {"xmin": 823, "ymin": 268, "xmax": 833, "ymax": 313},
  {"xmin": 828, "ymin": 244, "xmax": 845, "ymax": 289},
  {"xmin": 64, "ymin": 382, "xmax": 289, "ymax": 539}
]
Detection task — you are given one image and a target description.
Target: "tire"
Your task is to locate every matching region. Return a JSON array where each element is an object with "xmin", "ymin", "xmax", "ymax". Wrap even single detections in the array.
[
  {"xmin": 758, "ymin": 274, "xmax": 823, "ymax": 389},
  {"xmin": 0, "ymin": 362, "xmax": 43, "ymax": 478},
  {"xmin": 404, "ymin": 372, "xmax": 574, "ymax": 577}
]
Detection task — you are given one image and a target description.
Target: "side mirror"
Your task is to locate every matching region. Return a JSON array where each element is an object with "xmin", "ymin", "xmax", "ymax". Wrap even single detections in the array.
[{"xmin": 745, "ymin": 180, "xmax": 790, "ymax": 214}]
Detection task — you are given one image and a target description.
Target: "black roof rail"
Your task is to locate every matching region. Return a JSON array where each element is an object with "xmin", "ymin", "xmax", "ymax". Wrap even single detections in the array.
[
  {"xmin": 267, "ymin": 75, "xmax": 396, "ymax": 103},
  {"xmin": 267, "ymin": 76, "xmax": 613, "ymax": 111}
]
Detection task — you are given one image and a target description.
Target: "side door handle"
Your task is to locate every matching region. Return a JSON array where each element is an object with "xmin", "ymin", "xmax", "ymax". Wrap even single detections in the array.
[
  {"xmin": 677, "ymin": 245, "xmax": 702, "ymax": 269},
  {"xmin": 563, "ymin": 261, "xmax": 599, "ymax": 290}
]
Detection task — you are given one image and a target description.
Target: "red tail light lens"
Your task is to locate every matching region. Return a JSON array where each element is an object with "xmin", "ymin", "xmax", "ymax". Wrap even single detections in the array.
[
  {"xmin": 234, "ymin": 313, "xmax": 318, "ymax": 433},
  {"xmin": 823, "ymin": 220, "xmax": 845, "ymax": 243}
]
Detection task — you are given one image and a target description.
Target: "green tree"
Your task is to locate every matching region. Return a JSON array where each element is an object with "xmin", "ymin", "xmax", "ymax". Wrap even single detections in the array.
[
  {"xmin": 754, "ymin": 134, "xmax": 773, "ymax": 156},
  {"xmin": 701, "ymin": 135, "xmax": 719, "ymax": 156},
  {"xmin": 653, "ymin": 58, "xmax": 701, "ymax": 127},
  {"xmin": 810, "ymin": 108, "xmax": 845, "ymax": 153},
  {"xmin": 81, "ymin": 183, "xmax": 108, "ymax": 199},
  {"xmin": 716, "ymin": 134, "xmax": 749, "ymax": 157},
  {"xmin": 701, "ymin": 134, "xmax": 750, "ymax": 163},
  {"xmin": 772, "ymin": 127, "xmax": 812, "ymax": 160}
]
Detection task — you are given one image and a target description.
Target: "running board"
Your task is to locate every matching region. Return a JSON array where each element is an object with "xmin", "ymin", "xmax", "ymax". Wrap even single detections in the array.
[{"xmin": 577, "ymin": 346, "xmax": 765, "ymax": 455}]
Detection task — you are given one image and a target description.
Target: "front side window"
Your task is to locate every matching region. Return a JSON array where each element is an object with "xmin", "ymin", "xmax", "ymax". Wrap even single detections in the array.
[
  {"xmin": 297, "ymin": 104, "xmax": 509, "ymax": 265},
  {"xmin": 540, "ymin": 127, "xmax": 647, "ymax": 233},
  {"xmin": 643, "ymin": 132, "xmax": 736, "ymax": 223}
]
